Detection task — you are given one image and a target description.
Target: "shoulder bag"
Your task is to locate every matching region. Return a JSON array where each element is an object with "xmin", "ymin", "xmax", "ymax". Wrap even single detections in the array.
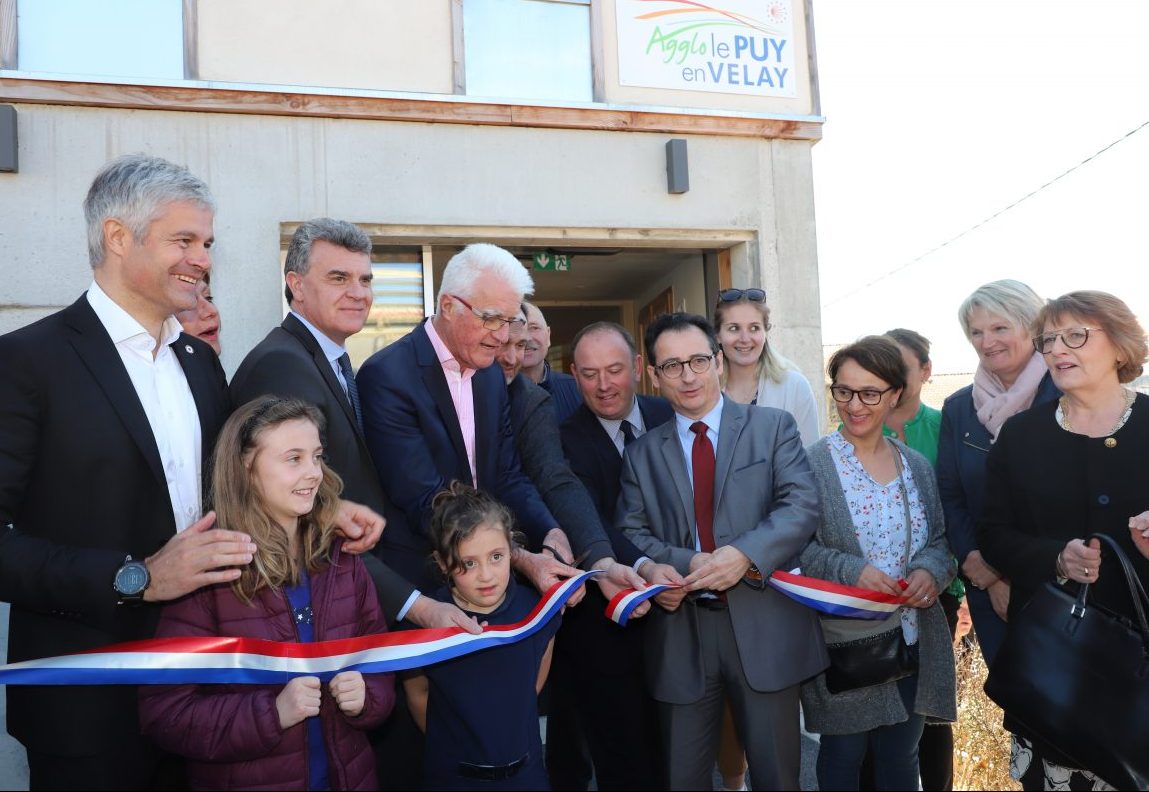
[
  {"xmin": 983, "ymin": 532, "xmax": 1149, "ymax": 790},
  {"xmin": 822, "ymin": 441, "xmax": 920, "ymax": 694}
]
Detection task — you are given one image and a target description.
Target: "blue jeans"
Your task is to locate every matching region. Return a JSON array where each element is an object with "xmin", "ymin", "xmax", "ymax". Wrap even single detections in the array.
[{"xmin": 816, "ymin": 675, "xmax": 926, "ymax": 791}]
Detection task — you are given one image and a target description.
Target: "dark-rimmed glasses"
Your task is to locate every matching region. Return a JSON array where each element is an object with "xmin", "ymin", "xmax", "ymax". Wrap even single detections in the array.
[
  {"xmin": 829, "ymin": 385, "xmax": 895, "ymax": 405},
  {"xmin": 718, "ymin": 288, "xmax": 766, "ymax": 303},
  {"xmin": 654, "ymin": 354, "xmax": 715, "ymax": 379},
  {"xmin": 1033, "ymin": 327, "xmax": 1103, "ymax": 354},
  {"xmin": 451, "ymin": 295, "xmax": 526, "ymax": 332}
]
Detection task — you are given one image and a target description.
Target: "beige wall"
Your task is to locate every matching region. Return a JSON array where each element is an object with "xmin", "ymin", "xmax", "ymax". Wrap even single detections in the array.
[
  {"xmin": 196, "ymin": 0, "xmax": 455, "ymax": 93},
  {"xmin": 0, "ymin": 103, "xmax": 823, "ymax": 395}
]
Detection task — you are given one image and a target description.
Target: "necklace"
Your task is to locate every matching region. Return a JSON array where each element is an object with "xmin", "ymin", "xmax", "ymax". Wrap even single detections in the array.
[{"xmin": 1056, "ymin": 388, "xmax": 1135, "ymax": 437}]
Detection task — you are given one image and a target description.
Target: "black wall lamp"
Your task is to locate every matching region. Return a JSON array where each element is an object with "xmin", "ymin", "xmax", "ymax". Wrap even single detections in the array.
[
  {"xmin": 0, "ymin": 105, "xmax": 17, "ymax": 173},
  {"xmin": 666, "ymin": 138, "xmax": 688, "ymax": 194}
]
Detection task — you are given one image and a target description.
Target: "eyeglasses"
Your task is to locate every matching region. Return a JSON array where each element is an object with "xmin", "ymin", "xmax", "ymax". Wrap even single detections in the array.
[
  {"xmin": 451, "ymin": 295, "xmax": 526, "ymax": 332},
  {"xmin": 829, "ymin": 385, "xmax": 895, "ymax": 405},
  {"xmin": 654, "ymin": 354, "xmax": 715, "ymax": 379},
  {"xmin": 1033, "ymin": 327, "xmax": 1104, "ymax": 354},
  {"xmin": 718, "ymin": 288, "xmax": 766, "ymax": 303}
]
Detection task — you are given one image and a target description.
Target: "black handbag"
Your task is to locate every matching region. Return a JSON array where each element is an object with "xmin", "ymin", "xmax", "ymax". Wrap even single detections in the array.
[
  {"xmin": 983, "ymin": 533, "xmax": 1149, "ymax": 790},
  {"xmin": 824, "ymin": 625, "xmax": 919, "ymax": 694},
  {"xmin": 822, "ymin": 441, "xmax": 920, "ymax": 694}
]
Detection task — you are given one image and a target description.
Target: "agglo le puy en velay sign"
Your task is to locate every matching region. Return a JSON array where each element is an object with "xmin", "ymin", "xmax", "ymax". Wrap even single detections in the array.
[{"xmin": 616, "ymin": 0, "xmax": 797, "ymax": 98}]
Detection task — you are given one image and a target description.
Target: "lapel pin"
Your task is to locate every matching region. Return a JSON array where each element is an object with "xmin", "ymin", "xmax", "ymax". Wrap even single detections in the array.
[{"xmin": 185, "ymin": 345, "xmax": 194, "ymax": 354}]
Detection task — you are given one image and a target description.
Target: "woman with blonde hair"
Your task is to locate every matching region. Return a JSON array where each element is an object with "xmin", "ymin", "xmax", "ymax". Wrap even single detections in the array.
[
  {"xmin": 714, "ymin": 287, "xmax": 820, "ymax": 445},
  {"xmin": 936, "ymin": 280, "xmax": 1060, "ymax": 667}
]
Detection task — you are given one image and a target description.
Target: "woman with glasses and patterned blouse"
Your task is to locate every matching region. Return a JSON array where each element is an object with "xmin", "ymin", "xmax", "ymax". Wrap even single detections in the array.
[
  {"xmin": 936, "ymin": 280, "xmax": 1060, "ymax": 669},
  {"xmin": 714, "ymin": 287, "xmax": 821, "ymax": 446},
  {"xmin": 978, "ymin": 291, "xmax": 1149, "ymax": 790},
  {"xmin": 800, "ymin": 335, "xmax": 955, "ymax": 790}
]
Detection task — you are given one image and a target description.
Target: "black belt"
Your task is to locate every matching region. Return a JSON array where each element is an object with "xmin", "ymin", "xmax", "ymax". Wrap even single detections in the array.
[
  {"xmin": 458, "ymin": 752, "xmax": 529, "ymax": 781},
  {"xmin": 689, "ymin": 595, "xmax": 728, "ymax": 611}
]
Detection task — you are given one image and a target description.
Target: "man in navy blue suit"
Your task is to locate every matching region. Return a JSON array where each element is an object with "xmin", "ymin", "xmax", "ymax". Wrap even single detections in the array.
[{"xmin": 357, "ymin": 244, "xmax": 589, "ymax": 599}]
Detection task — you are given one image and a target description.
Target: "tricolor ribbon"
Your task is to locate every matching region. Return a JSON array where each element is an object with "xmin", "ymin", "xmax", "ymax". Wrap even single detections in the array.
[
  {"xmin": 0, "ymin": 570, "xmax": 598, "ymax": 686},
  {"xmin": 604, "ymin": 569, "xmax": 905, "ymax": 626}
]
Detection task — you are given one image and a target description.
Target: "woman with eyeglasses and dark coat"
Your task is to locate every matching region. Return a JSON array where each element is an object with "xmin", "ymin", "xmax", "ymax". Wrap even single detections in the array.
[
  {"xmin": 935, "ymin": 280, "xmax": 1060, "ymax": 668},
  {"xmin": 977, "ymin": 291, "xmax": 1149, "ymax": 790},
  {"xmin": 714, "ymin": 287, "xmax": 821, "ymax": 446}
]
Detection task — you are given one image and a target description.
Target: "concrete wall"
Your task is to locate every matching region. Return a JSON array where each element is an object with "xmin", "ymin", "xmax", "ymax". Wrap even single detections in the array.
[{"xmin": 0, "ymin": 102, "xmax": 823, "ymax": 392}]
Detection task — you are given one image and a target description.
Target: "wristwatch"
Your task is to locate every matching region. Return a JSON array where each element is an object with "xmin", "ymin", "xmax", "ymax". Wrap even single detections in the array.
[{"xmin": 114, "ymin": 555, "xmax": 151, "ymax": 604}]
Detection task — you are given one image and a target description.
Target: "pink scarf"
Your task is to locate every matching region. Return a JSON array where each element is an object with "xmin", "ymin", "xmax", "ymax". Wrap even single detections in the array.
[{"xmin": 972, "ymin": 352, "xmax": 1048, "ymax": 441}]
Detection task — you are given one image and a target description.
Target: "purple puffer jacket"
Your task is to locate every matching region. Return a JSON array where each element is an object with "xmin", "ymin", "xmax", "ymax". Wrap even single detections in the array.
[{"xmin": 139, "ymin": 543, "xmax": 394, "ymax": 790}]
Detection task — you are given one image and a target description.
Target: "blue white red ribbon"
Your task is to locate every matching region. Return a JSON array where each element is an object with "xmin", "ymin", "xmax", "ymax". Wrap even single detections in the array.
[
  {"xmin": 604, "ymin": 569, "xmax": 905, "ymax": 625},
  {"xmin": 0, "ymin": 570, "xmax": 598, "ymax": 686}
]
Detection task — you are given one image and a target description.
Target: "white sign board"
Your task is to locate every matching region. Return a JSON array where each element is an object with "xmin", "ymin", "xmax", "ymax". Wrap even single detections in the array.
[{"xmin": 615, "ymin": 0, "xmax": 797, "ymax": 98}]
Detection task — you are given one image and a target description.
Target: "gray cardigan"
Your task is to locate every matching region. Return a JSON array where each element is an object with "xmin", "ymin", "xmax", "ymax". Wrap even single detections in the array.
[{"xmin": 799, "ymin": 436, "xmax": 957, "ymax": 735}]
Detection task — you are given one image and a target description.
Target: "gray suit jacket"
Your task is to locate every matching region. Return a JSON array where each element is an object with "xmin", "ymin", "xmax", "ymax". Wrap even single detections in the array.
[{"xmin": 618, "ymin": 398, "xmax": 828, "ymax": 702}]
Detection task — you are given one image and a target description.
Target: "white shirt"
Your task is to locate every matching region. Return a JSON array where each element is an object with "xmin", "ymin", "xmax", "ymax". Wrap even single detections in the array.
[
  {"xmin": 597, "ymin": 399, "xmax": 647, "ymax": 456},
  {"xmin": 290, "ymin": 310, "xmax": 351, "ymax": 393},
  {"xmin": 87, "ymin": 282, "xmax": 202, "ymax": 532}
]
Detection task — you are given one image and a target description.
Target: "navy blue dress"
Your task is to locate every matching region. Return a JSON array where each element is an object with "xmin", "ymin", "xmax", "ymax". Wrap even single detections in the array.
[{"xmin": 423, "ymin": 577, "xmax": 561, "ymax": 791}]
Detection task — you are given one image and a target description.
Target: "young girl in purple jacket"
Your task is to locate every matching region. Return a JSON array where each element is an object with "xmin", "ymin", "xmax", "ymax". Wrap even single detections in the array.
[
  {"xmin": 139, "ymin": 396, "xmax": 394, "ymax": 791},
  {"xmin": 404, "ymin": 483, "xmax": 561, "ymax": 791}
]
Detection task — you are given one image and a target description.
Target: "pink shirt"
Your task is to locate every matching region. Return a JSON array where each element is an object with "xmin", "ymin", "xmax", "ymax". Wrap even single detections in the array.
[{"xmin": 425, "ymin": 319, "xmax": 478, "ymax": 486}]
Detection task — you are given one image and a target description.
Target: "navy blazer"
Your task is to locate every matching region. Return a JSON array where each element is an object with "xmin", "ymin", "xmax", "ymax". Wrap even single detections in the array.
[
  {"xmin": 560, "ymin": 396, "xmax": 674, "ymax": 567},
  {"xmin": 0, "ymin": 295, "xmax": 230, "ymax": 755},
  {"xmin": 229, "ymin": 313, "xmax": 416, "ymax": 619},
  {"xmin": 357, "ymin": 320, "xmax": 556, "ymax": 593},
  {"xmin": 936, "ymin": 373, "xmax": 1060, "ymax": 565},
  {"xmin": 538, "ymin": 361, "xmax": 583, "ymax": 426}
]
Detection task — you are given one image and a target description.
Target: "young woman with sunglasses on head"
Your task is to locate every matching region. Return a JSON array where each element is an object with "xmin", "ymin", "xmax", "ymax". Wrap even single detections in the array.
[{"xmin": 714, "ymin": 288, "xmax": 821, "ymax": 446}]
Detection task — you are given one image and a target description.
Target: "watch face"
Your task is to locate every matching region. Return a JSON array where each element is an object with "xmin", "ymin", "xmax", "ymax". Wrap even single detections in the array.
[{"xmin": 115, "ymin": 563, "xmax": 149, "ymax": 596}]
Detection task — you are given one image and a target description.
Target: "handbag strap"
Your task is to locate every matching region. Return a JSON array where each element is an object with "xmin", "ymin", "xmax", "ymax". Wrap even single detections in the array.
[
  {"xmin": 1083, "ymin": 532, "xmax": 1149, "ymax": 651},
  {"xmin": 888, "ymin": 439, "xmax": 914, "ymax": 579}
]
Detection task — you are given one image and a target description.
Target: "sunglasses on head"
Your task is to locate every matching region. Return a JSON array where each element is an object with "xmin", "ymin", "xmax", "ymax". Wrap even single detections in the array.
[{"xmin": 718, "ymin": 288, "xmax": 767, "ymax": 303}]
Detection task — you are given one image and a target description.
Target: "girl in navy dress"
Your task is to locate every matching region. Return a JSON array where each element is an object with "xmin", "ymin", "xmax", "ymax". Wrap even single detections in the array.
[{"xmin": 404, "ymin": 482, "xmax": 560, "ymax": 791}]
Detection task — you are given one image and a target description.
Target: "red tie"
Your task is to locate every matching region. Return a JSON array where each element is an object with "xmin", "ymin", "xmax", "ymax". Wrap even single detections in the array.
[{"xmin": 690, "ymin": 421, "xmax": 716, "ymax": 553}]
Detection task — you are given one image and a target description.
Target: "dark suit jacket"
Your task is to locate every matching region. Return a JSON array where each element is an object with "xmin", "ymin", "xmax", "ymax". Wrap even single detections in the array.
[
  {"xmin": 618, "ymin": 399, "xmax": 827, "ymax": 702},
  {"xmin": 560, "ymin": 396, "xmax": 674, "ymax": 567},
  {"xmin": 0, "ymin": 295, "xmax": 230, "ymax": 755},
  {"xmin": 507, "ymin": 374, "xmax": 611, "ymax": 567},
  {"xmin": 357, "ymin": 320, "xmax": 556, "ymax": 593},
  {"xmin": 228, "ymin": 313, "xmax": 416, "ymax": 618},
  {"xmin": 538, "ymin": 361, "xmax": 583, "ymax": 426}
]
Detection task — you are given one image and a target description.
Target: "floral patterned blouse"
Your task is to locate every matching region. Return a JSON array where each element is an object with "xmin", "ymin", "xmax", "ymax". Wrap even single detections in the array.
[{"xmin": 827, "ymin": 431, "xmax": 929, "ymax": 643}]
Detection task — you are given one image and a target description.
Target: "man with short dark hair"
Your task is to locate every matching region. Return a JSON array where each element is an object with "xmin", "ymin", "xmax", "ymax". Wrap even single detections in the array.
[
  {"xmin": 619, "ymin": 312, "xmax": 827, "ymax": 790},
  {"xmin": 230, "ymin": 218, "xmax": 476, "ymax": 632}
]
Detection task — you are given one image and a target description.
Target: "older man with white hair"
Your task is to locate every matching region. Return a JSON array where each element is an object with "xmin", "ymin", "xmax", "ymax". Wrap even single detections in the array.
[{"xmin": 358, "ymin": 243, "xmax": 600, "ymax": 597}]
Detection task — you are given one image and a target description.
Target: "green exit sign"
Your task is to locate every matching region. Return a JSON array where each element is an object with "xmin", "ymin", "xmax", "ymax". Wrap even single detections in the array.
[{"xmin": 533, "ymin": 252, "xmax": 571, "ymax": 272}]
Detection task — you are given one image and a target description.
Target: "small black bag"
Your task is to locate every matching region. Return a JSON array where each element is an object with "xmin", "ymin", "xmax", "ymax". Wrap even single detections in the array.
[
  {"xmin": 983, "ymin": 533, "xmax": 1149, "ymax": 790},
  {"xmin": 824, "ymin": 625, "xmax": 919, "ymax": 694}
]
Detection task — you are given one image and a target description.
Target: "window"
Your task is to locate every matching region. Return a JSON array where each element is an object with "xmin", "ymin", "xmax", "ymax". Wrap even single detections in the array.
[
  {"xmin": 16, "ymin": 0, "xmax": 184, "ymax": 79},
  {"xmin": 345, "ymin": 251, "xmax": 428, "ymax": 366},
  {"xmin": 464, "ymin": 0, "xmax": 593, "ymax": 103}
]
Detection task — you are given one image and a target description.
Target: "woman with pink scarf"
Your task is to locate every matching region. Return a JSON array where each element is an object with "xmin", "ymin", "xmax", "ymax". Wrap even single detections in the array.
[{"xmin": 935, "ymin": 280, "xmax": 1060, "ymax": 669}]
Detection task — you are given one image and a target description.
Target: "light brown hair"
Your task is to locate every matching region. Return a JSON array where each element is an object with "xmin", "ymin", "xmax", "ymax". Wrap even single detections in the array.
[
  {"xmin": 211, "ymin": 396, "xmax": 344, "ymax": 604},
  {"xmin": 1034, "ymin": 291, "xmax": 1148, "ymax": 384},
  {"xmin": 713, "ymin": 294, "xmax": 792, "ymax": 384}
]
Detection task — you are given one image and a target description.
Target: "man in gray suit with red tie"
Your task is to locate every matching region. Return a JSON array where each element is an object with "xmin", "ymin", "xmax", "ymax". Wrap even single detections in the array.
[{"xmin": 618, "ymin": 312, "xmax": 828, "ymax": 791}]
